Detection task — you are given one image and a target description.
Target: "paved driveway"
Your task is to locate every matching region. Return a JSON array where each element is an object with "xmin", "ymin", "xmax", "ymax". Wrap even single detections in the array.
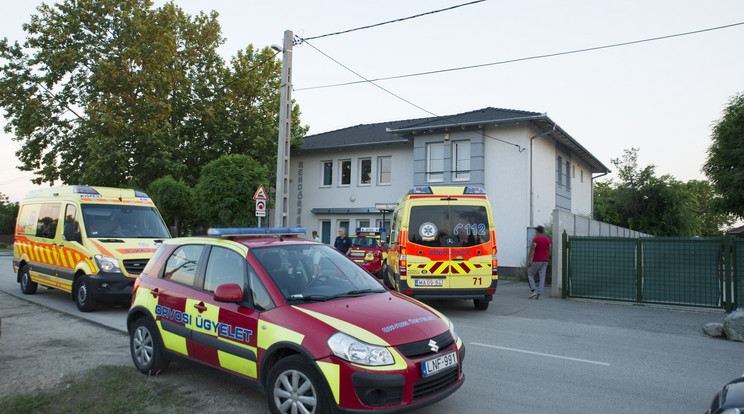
[{"xmin": 2, "ymin": 254, "xmax": 741, "ymax": 413}]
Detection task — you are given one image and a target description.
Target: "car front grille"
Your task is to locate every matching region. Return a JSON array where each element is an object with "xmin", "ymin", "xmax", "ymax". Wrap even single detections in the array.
[
  {"xmin": 122, "ymin": 259, "xmax": 149, "ymax": 275},
  {"xmin": 412, "ymin": 367, "xmax": 459, "ymax": 401},
  {"xmin": 396, "ymin": 331, "xmax": 454, "ymax": 360}
]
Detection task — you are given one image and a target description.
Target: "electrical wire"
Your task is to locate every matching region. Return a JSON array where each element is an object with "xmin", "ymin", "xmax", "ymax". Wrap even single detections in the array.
[
  {"xmin": 301, "ymin": 39, "xmax": 525, "ymax": 151},
  {"xmin": 295, "ymin": 20, "xmax": 744, "ymax": 91},
  {"xmin": 0, "ymin": 174, "xmax": 36, "ymax": 185},
  {"xmin": 302, "ymin": 0, "xmax": 486, "ymax": 41}
]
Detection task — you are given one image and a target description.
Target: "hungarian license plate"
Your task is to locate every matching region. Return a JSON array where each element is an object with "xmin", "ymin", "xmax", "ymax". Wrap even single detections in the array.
[
  {"xmin": 415, "ymin": 279, "xmax": 443, "ymax": 287},
  {"xmin": 421, "ymin": 351, "xmax": 458, "ymax": 377},
  {"xmin": 350, "ymin": 251, "xmax": 364, "ymax": 257}
]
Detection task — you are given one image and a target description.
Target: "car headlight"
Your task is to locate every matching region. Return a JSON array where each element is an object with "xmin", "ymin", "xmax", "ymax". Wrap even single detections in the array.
[
  {"xmin": 449, "ymin": 320, "xmax": 458, "ymax": 342},
  {"xmin": 327, "ymin": 332, "xmax": 394, "ymax": 366},
  {"xmin": 95, "ymin": 255, "xmax": 122, "ymax": 273}
]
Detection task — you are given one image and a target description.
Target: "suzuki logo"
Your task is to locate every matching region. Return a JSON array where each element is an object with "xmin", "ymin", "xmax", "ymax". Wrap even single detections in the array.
[{"xmin": 428, "ymin": 339, "xmax": 439, "ymax": 353}]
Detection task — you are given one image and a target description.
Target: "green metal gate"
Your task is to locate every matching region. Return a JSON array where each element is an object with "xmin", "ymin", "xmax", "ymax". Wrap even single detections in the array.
[{"xmin": 562, "ymin": 232, "xmax": 740, "ymax": 311}]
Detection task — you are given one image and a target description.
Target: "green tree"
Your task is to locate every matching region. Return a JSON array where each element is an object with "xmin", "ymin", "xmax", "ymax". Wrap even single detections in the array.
[
  {"xmin": 0, "ymin": 193, "xmax": 19, "ymax": 234},
  {"xmin": 195, "ymin": 154, "xmax": 268, "ymax": 227},
  {"xmin": 685, "ymin": 179, "xmax": 734, "ymax": 236},
  {"xmin": 0, "ymin": 0, "xmax": 306, "ymax": 189},
  {"xmin": 147, "ymin": 176, "xmax": 192, "ymax": 236},
  {"xmin": 703, "ymin": 92, "xmax": 744, "ymax": 219},
  {"xmin": 593, "ymin": 148, "xmax": 700, "ymax": 236}
]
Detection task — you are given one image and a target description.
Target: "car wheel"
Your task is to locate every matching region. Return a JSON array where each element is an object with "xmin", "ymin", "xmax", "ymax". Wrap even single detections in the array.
[
  {"xmin": 383, "ymin": 267, "xmax": 394, "ymax": 290},
  {"xmin": 19, "ymin": 264, "xmax": 37, "ymax": 294},
  {"xmin": 74, "ymin": 276, "xmax": 97, "ymax": 312},
  {"xmin": 130, "ymin": 317, "xmax": 170, "ymax": 375},
  {"xmin": 473, "ymin": 299, "xmax": 489, "ymax": 310},
  {"xmin": 267, "ymin": 355, "xmax": 330, "ymax": 414}
]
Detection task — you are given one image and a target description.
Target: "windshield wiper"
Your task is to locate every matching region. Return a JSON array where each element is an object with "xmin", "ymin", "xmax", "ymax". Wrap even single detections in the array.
[
  {"xmin": 289, "ymin": 289, "xmax": 385, "ymax": 302},
  {"xmin": 97, "ymin": 239, "xmax": 125, "ymax": 243}
]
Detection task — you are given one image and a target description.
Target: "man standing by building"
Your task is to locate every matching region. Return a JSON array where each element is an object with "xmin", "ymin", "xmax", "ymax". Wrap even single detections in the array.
[
  {"xmin": 527, "ymin": 225, "xmax": 551, "ymax": 300},
  {"xmin": 334, "ymin": 227, "xmax": 352, "ymax": 256}
]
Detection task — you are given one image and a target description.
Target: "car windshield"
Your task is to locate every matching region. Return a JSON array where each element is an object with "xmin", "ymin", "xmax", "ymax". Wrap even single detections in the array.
[
  {"xmin": 81, "ymin": 204, "xmax": 170, "ymax": 239},
  {"xmin": 252, "ymin": 244, "xmax": 386, "ymax": 303},
  {"xmin": 351, "ymin": 237, "xmax": 379, "ymax": 248}
]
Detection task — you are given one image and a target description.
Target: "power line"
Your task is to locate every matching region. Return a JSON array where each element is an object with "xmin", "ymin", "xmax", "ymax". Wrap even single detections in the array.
[
  {"xmin": 302, "ymin": 0, "xmax": 486, "ymax": 41},
  {"xmin": 301, "ymin": 39, "xmax": 525, "ymax": 151},
  {"xmin": 296, "ymin": 20, "xmax": 744, "ymax": 91}
]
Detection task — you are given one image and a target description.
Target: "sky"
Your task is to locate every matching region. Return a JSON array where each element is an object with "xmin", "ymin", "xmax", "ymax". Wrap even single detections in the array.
[{"xmin": 1, "ymin": 0, "xmax": 744, "ymax": 202}]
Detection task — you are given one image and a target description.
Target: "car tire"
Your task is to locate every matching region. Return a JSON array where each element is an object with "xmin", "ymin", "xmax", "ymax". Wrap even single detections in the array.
[
  {"xmin": 473, "ymin": 299, "xmax": 489, "ymax": 310},
  {"xmin": 130, "ymin": 317, "xmax": 170, "ymax": 375},
  {"xmin": 74, "ymin": 276, "xmax": 97, "ymax": 312},
  {"xmin": 19, "ymin": 264, "xmax": 37, "ymax": 294},
  {"xmin": 267, "ymin": 355, "xmax": 331, "ymax": 414},
  {"xmin": 383, "ymin": 267, "xmax": 395, "ymax": 290}
]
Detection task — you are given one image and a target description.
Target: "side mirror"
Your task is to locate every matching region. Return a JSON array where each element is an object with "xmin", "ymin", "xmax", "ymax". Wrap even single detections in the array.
[
  {"xmin": 63, "ymin": 223, "xmax": 82, "ymax": 244},
  {"xmin": 169, "ymin": 226, "xmax": 178, "ymax": 238},
  {"xmin": 214, "ymin": 283, "xmax": 244, "ymax": 303}
]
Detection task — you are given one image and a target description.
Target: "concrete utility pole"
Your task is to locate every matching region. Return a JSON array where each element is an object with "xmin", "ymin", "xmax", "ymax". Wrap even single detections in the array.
[{"xmin": 273, "ymin": 30, "xmax": 293, "ymax": 227}]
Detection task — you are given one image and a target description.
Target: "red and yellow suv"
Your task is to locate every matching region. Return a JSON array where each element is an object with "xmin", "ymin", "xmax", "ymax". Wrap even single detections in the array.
[
  {"xmin": 127, "ymin": 228, "xmax": 464, "ymax": 413},
  {"xmin": 348, "ymin": 227, "xmax": 387, "ymax": 278}
]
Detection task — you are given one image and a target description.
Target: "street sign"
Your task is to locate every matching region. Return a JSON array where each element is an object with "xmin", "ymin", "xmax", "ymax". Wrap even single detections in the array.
[
  {"xmin": 255, "ymin": 200, "xmax": 266, "ymax": 217},
  {"xmin": 253, "ymin": 184, "xmax": 269, "ymax": 201}
]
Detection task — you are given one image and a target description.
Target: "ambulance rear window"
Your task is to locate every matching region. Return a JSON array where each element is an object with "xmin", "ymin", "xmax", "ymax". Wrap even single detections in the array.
[{"xmin": 408, "ymin": 205, "xmax": 490, "ymax": 248}]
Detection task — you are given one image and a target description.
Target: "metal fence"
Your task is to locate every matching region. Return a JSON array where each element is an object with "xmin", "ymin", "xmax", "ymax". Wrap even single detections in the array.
[{"xmin": 562, "ymin": 232, "xmax": 740, "ymax": 311}]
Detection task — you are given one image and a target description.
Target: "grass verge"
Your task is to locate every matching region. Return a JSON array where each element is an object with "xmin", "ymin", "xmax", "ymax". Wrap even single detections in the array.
[{"xmin": 0, "ymin": 365, "xmax": 197, "ymax": 414}]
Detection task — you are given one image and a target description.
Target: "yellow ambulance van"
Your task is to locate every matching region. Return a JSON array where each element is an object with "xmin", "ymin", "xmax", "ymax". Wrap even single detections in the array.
[
  {"xmin": 13, "ymin": 186, "xmax": 171, "ymax": 311},
  {"xmin": 385, "ymin": 186, "xmax": 498, "ymax": 310}
]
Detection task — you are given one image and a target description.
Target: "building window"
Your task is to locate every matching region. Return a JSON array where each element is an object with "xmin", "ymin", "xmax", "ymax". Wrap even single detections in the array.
[
  {"xmin": 581, "ymin": 169, "xmax": 584, "ymax": 183},
  {"xmin": 426, "ymin": 142, "xmax": 444, "ymax": 182},
  {"xmin": 572, "ymin": 165, "xmax": 575, "ymax": 178},
  {"xmin": 378, "ymin": 156, "xmax": 391, "ymax": 185},
  {"xmin": 322, "ymin": 161, "xmax": 333, "ymax": 186},
  {"xmin": 321, "ymin": 221, "xmax": 331, "ymax": 244},
  {"xmin": 556, "ymin": 156, "xmax": 563, "ymax": 187},
  {"xmin": 340, "ymin": 160, "xmax": 351, "ymax": 186},
  {"xmin": 359, "ymin": 158, "xmax": 371, "ymax": 185},
  {"xmin": 452, "ymin": 140, "xmax": 470, "ymax": 181},
  {"xmin": 566, "ymin": 160, "xmax": 571, "ymax": 190},
  {"xmin": 358, "ymin": 219, "xmax": 370, "ymax": 228},
  {"xmin": 339, "ymin": 220, "xmax": 349, "ymax": 235}
]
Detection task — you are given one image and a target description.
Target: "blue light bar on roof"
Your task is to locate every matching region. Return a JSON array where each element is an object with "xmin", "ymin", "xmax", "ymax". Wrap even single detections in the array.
[
  {"xmin": 74, "ymin": 185, "xmax": 100, "ymax": 195},
  {"xmin": 409, "ymin": 186, "xmax": 433, "ymax": 194},
  {"xmin": 207, "ymin": 227, "xmax": 306, "ymax": 237},
  {"xmin": 463, "ymin": 186, "xmax": 486, "ymax": 194}
]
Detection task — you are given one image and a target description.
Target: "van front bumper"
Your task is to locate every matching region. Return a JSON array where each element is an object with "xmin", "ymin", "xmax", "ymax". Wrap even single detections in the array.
[{"xmin": 86, "ymin": 272, "xmax": 136, "ymax": 302}]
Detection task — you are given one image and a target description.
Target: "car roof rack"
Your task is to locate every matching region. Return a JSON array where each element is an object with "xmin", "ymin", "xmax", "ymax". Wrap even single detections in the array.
[{"xmin": 207, "ymin": 227, "xmax": 306, "ymax": 238}]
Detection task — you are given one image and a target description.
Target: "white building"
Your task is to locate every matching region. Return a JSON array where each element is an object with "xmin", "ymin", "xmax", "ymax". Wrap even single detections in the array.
[{"xmin": 290, "ymin": 107, "xmax": 609, "ymax": 275}]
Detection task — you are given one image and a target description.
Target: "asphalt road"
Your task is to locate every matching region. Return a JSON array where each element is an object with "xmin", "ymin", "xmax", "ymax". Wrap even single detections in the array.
[{"xmin": 2, "ymin": 253, "xmax": 742, "ymax": 413}]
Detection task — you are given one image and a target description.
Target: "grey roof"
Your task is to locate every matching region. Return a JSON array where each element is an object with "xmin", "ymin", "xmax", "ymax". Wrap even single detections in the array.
[{"xmin": 296, "ymin": 107, "xmax": 610, "ymax": 174}]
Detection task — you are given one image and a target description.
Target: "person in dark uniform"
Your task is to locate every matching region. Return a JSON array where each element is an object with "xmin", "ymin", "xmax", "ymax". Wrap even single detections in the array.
[{"xmin": 334, "ymin": 227, "xmax": 352, "ymax": 256}]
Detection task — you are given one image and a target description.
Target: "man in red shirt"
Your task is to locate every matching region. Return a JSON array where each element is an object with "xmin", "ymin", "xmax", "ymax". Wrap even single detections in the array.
[{"xmin": 527, "ymin": 225, "xmax": 551, "ymax": 300}]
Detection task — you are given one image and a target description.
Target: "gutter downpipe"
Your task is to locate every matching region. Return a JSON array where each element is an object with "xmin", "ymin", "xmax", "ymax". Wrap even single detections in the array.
[
  {"xmin": 530, "ymin": 123, "xmax": 557, "ymax": 227},
  {"xmin": 590, "ymin": 171, "xmax": 610, "ymax": 219}
]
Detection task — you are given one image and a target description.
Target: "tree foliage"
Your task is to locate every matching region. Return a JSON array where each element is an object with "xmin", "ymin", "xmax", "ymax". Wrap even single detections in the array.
[
  {"xmin": 703, "ymin": 92, "xmax": 744, "ymax": 219},
  {"xmin": 147, "ymin": 176, "xmax": 192, "ymax": 235},
  {"xmin": 593, "ymin": 148, "xmax": 730, "ymax": 236},
  {"xmin": 0, "ymin": 193, "xmax": 19, "ymax": 235},
  {"xmin": 195, "ymin": 154, "xmax": 268, "ymax": 227},
  {"xmin": 0, "ymin": 0, "xmax": 307, "ymax": 189}
]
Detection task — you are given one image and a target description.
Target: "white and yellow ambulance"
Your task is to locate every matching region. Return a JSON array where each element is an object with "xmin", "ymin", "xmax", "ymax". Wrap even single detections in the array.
[
  {"xmin": 385, "ymin": 186, "xmax": 498, "ymax": 310},
  {"xmin": 13, "ymin": 185, "xmax": 171, "ymax": 311}
]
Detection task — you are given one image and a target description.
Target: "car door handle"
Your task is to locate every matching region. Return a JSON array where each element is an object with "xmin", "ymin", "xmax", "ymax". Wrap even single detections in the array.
[
  {"xmin": 193, "ymin": 302, "xmax": 207, "ymax": 313},
  {"xmin": 150, "ymin": 288, "xmax": 160, "ymax": 298}
]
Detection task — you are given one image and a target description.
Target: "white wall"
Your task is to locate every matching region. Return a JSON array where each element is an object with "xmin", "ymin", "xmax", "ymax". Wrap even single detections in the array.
[
  {"xmin": 570, "ymin": 159, "xmax": 592, "ymax": 217},
  {"xmin": 482, "ymin": 125, "xmax": 532, "ymax": 268},
  {"xmin": 531, "ymin": 131, "xmax": 557, "ymax": 228},
  {"xmin": 290, "ymin": 144, "xmax": 412, "ymax": 238}
]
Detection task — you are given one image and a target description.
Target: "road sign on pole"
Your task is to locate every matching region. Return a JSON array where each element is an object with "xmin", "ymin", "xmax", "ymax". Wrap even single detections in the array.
[
  {"xmin": 253, "ymin": 184, "xmax": 269, "ymax": 201},
  {"xmin": 256, "ymin": 200, "xmax": 266, "ymax": 217}
]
